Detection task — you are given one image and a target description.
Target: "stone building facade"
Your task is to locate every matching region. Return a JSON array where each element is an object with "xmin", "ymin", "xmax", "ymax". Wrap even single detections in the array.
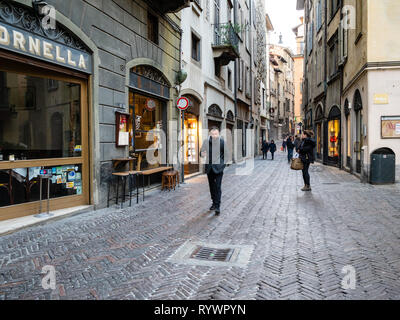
[
  {"xmin": 0, "ymin": 0, "xmax": 187, "ymax": 220},
  {"xmin": 299, "ymin": 0, "xmax": 400, "ymax": 183}
]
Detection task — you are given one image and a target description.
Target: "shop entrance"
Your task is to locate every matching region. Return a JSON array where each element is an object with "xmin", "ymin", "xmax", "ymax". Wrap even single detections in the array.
[
  {"xmin": 0, "ymin": 56, "xmax": 90, "ymax": 221},
  {"xmin": 326, "ymin": 106, "xmax": 341, "ymax": 166},
  {"xmin": 184, "ymin": 113, "xmax": 199, "ymax": 175}
]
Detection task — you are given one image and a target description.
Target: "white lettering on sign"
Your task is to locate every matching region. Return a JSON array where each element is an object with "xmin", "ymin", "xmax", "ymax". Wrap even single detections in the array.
[
  {"xmin": 43, "ymin": 41, "xmax": 54, "ymax": 59},
  {"xmin": 0, "ymin": 22, "xmax": 90, "ymax": 73},
  {"xmin": 0, "ymin": 26, "xmax": 10, "ymax": 45},
  {"xmin": 13, "ymin": 30, "xmax": 26, "ymax": 51},
  {"xmin": 78, "ymin": 54, "xmax": 86, "ymax": 69},
  {"xmin": 56, "ymin": 46, "xmax": 65, "ymax": 63},
  {"xmin": 67, "ymin": 50, "xmax": 76, "ymax": 66},
  {"xmin": 29, "ymin": 36, "xmax": 41, "ymax": 56}
]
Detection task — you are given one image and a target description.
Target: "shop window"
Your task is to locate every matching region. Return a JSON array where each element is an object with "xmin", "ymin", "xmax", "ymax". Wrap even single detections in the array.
[
  {"xmin": 130, "ymin": 92, "xmax": 164, "ymax": 170},
  {"xmin": 0, "ymin": 70, "xmax": 81, "ymax": 161},
  {"xmin": 148, "ymin": 12, "xmax": 159, "ymax": 45},
  {"xmin": 184, "ymin": 113, "xmax": 199, "ymax": 175},
  {"xmin": 328, "ymin": 119, "xmax": 340, "ymax": 158},
  {"xmin": 0, "ymin": 164, "xmax": 83, "ymax": 208}
]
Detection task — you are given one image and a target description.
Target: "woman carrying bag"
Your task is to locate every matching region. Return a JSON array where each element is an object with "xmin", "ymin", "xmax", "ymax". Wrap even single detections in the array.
[{"xmin": 298, "ymin": 130, "xmax": 316, "ymax": 191}]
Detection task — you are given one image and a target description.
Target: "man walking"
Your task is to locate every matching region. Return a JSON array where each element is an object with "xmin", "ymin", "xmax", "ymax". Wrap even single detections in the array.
[
  {"xmin": 286, "ymin": 136, "xmax": 295, "ymax": 163},
  {"xmin": 200, "ymin": 127, "xmax": 226, "ymax": 216},
  {"xmin": 261, "ymin": 140, "xmax": 269, "ymax": 160}
]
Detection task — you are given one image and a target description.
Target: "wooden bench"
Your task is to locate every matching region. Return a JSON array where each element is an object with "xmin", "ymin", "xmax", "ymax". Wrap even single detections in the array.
[{"xmin": 137, "ymin": 166, "xmax": 173, "ymax": 201}]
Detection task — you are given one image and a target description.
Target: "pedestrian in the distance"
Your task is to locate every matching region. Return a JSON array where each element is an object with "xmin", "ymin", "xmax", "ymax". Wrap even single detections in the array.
[
  {"xmin": 261, "ymin": 140, "xmax": 269, "ymax": 160},
  {"xmin": 286, "ymin": 136, "xmax": 295, "ymax": 163},
  {"xmin": 200, "ymin": 127, "xmax": 226, "ymax": 216},
  {"xmin": 282, "ymin": 139, "xmax": 287, "ymax": 152},
  {"xmin": 294, "ymin": 135, "xmax": 301, "ymax": 152},
  {"xmin": 298, "ymin": 130, "xmax": 316, "ymax": 192},
  {"xmin": 269, "ymin": 140, "xmax": 277, "ymax": 160}
]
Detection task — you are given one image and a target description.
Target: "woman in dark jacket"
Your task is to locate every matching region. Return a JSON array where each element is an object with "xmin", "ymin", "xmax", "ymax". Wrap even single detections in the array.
[
  {"xmin": 261, "ymin": 140, "xmax": 269, "ymax": 160},
  {"xmin": 269, "ymin": 140, "xmax": 277, "ymax": 160},
  {"xmin": 298, "ymin": 130, "xmax": 316, "ymax": 191}
]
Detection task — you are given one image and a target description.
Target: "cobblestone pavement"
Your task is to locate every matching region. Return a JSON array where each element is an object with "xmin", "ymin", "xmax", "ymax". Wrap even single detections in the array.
[{"xmin": 1, "ymin": 152, "xmax": 400, "ymax": 300}]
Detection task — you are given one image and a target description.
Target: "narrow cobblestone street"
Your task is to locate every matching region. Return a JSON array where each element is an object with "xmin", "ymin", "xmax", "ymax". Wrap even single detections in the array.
[{"xmin": 1, "ymin": 152, "xmax": 400, "ymax": 300}]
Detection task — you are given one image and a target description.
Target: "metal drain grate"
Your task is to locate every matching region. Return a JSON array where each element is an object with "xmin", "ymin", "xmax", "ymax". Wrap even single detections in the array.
[
  {"xmin": 190, "ymin": 246, "xmax": 234, "ymax": 262},
  {"xmin": 322, "ymin": 182, "xmax": 340, "ymax": 185}
]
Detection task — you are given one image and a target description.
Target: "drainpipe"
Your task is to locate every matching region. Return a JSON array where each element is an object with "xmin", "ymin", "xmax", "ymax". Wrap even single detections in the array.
[
  {"xmin": 234, "ymin": 0, "xmax": 238, "ymax": 163},
  {"xmin": 323, "ymin": 0, "xmax": 328, "ymax": 165},
  {"xmin": 234, "ymin": 0, "xmax": 238, "ymax": 119},
  {"xmin": 177, "ymin": 23, "xmax": 184, "ymax": 183},
  {"xmin": 249, "ymin": 0, "xmax": 253, "ymax": 123},
  {"xmin": 339, "ymin": 0, "xmax": 344, "ymax": 170}
]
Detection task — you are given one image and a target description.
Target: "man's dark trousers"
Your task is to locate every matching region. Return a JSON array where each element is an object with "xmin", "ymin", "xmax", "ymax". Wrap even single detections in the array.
[{"xmin": 207, "ymin": 170, "xmax": 223, "ymax": 208}]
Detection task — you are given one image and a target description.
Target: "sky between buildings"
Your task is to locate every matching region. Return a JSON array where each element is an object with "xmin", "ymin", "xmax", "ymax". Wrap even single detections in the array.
[{"xmin": 265, "ymin": 0, "xmax": 304, "ymax": 53}]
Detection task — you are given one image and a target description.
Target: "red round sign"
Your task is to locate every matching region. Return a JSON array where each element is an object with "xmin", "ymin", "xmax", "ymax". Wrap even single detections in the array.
[{"xmin": 177, "ymin": 97, "xmax": 189, "ymax": 111}]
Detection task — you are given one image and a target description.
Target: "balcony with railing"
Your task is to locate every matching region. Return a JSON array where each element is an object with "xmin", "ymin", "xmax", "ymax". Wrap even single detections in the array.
[
  {"xmin": 212, "ymin": 23, "xmax": 240, "ymax": 67},
  {"xmin": 151, "ymin": 0, "xmax": 192, "ymax": 13}
]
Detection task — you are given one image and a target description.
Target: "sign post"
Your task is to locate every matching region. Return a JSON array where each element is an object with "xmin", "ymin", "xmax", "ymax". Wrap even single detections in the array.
[{"xmin": 177, "ymin": 97, "xmax": 190, "ymax": 184}]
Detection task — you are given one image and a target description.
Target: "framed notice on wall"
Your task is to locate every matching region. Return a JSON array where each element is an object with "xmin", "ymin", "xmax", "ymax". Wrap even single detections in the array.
[
  {"xmin": 381, "ymin": 116, "xmax": 400, "ymax": 139},
  {"xmin": 116, "ymin": 111, "xmax": 130, "ymax": 147}
]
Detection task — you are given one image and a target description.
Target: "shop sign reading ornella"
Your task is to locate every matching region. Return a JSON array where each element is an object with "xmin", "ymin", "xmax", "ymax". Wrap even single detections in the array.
[{"xmin": 0, "ymin": 21, "xmax": 92, "ymax": 74}]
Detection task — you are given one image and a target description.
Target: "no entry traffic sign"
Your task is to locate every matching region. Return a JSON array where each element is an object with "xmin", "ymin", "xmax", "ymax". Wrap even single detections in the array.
[{"xmin": 177, "ymin": 97, "xmax": 189, "ymax": 111}]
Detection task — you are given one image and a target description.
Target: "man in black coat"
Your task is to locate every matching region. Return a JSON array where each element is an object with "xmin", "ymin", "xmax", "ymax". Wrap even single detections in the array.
[
  {"xmin": 286, "ymin": 136, "xmax": 295, "ymax": 163},
  {"xmin": 200, "ymin": 127, "xmax": 226, "ymax": 216},
  {"xmin": 261, "ymin": 140, "xmax": 269, "ymax": 160}
]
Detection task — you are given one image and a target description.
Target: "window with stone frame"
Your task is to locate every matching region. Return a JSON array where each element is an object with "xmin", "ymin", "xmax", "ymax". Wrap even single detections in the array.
[
  {"xmin": 147, "ymin": 12, "xmax": 159, "ymax": 45},
  {"xmin": 330, "ymin": 0, "xmax": 341, "ymax": 20},
  {"xmin": 328, "ymin": 33, "xmax": 339, "ymax": 78},
  {"xmin": 238, "ymin": 59, "xmax": 243, "ymax": 91},
  {"xmin": 191, "ymin": 32, "xmax": 201, "ymax": 62},
  {"xmin": 228, "ymin": 68, "xmax": 232, "ymax": 90},
  {"xmin": 355, "ymin": 0, "xmax": 362, "ymax": 43},
  {"xmin": 316, "ymin": 0, "xmax": 322, "ymax": 32}
]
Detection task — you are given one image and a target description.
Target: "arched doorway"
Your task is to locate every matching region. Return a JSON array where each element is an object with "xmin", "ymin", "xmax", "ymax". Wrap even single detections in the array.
[
  {"xmin": 183, "ymin": 95, "xmax": 200, "ymax": 175},
  {"xmin": 128, "ymin": 65, "xmax": 170, "ymax": 171},
  {"xmin": 315, "ymin": 105, "xmax": 324, "ymax": 160},
  {"xmin": 353, "ymin": 90, "xmax": 363, "ymax": 173},
  {"xmin": 327, "ymin": 106, "xmax": 341, "ymax": 166}
]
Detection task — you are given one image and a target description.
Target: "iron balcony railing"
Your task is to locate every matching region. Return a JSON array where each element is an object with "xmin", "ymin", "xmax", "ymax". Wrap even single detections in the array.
[{"xmin": 212, "ymin": 23, "xmax": 240, "ymax": 56}]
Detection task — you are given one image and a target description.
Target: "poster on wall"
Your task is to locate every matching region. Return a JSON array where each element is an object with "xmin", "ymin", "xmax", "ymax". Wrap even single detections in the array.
[
  {"xmin": 381, "ymin": 116, "xmax": 400, "ymax": 138},
  {"xmin": 116, "ymin": 111, "xmax": 130, "ymax": 147}
]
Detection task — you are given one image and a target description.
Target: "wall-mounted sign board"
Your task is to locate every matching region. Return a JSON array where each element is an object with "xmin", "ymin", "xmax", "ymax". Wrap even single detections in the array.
[
  {"xmin": 116, "ymin": 111, "xmax": 130, "ymax": 147},
  {"xmin": 374, "ymin": 94, "xmax": 389, "ymax": 105},
  {"xmin": 381, "ymin": 116, "xmax": 400, "ymax": 139}
]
